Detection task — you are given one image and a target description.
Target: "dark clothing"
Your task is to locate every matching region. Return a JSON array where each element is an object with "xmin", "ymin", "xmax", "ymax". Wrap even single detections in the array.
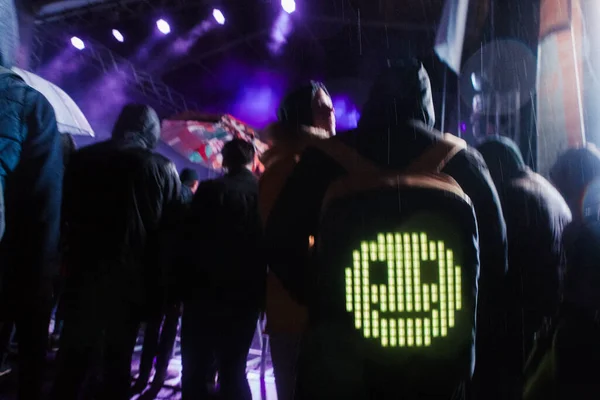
[
  {"xmin": 179, "ymin": 168, "xmax": 265, "ymax": 399},
  {"xmin": 138, "ymin": 304, "xmax": 181, "ymax": 385},
  {"xmin": 479, "ymin": 137, "xmax": 572, "ymax": 373},
  {"xmin": 0, "ymin": 4, "xmax": 63, "ymax": 397},
  {"xmin": 55, "ymin": 104, "xmax": 181, "ymax": 399},
  {"xmin": 180, "ymin": 185, "xmax": 194, "ymax": 205},
  {"xmin": 51, "ymin": 292, "xmax": 141, "ymax": 400},
  {"xmin": 265, "ymin": 61, "xmax": 507, "ymax": 399},
  {"xmin": 182, "ymin": 304, "xmax": 258, "ymax": 400},
  {"xmin": 0, "ymin": 67, "xmax": 64, "ymax": 281},
  {"xmin": 179, "ymin": 168, "xmax": 265, "ymax": 308},
  {"xmin": 523, "ymin": 302, "xmax": 600, "ymax": 400},
  {"xmin": 61, "ymin": 107, "xmax": 181, "ymax": 314}
]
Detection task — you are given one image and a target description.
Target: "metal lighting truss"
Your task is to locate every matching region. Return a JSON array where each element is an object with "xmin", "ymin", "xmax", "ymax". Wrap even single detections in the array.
[
  {"xmin": 31, "ymin": 26, "xmax": 199, "ymax": 114},
  {"xmin": 34, "ymin": 0, "xmax": 202, "ymax": 26}
]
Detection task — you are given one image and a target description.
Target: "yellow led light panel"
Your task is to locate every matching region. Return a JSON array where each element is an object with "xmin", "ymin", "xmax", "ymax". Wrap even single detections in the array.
[{"xmin": 345, "ymin": 232, "xmax": 462, "ymax": 348}]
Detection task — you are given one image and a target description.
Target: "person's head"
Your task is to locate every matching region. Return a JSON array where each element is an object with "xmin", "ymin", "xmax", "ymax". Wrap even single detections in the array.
[
  {"xmin": 359, "ymin": 58, "xmax": 435, "ymax": 131},
  {"xmin": 0, "ymin": 0, "xmax": 18, "ymax": 69},
  {"xmin": 550, "ymin": 146, "xmax": 600, "ymax": 220},
  {"xmin": 563, "ymin": 220, "xmax": 600, "ymax": 310},
  {"xmin": 477, "ymin": 136, "xmax": 526, "ymax": 188},
  {"xmin": 180, "ymin": 168, "xmax": 199, "ymax": 193},
  {"xmin": 60, "ymin": 134, "xmax": 77, "ymax": 167},
  {"xmin": 222, "ymin": 139, "xmax": 255, "ymax": 173},
  {"xmin": 111, "ymin": 104, "xmax": 161, "ymax": 150},
  {"xmin": 277, "ymin": 81, "xmax": 336, "ymax": 135}
]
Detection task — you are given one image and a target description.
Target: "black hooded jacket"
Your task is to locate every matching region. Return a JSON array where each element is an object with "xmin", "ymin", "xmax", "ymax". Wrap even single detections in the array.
[
  {"xmin": 266, "ymin": 60, "xmax": 507, "ymax": 309},
  {"xmin": 0, "ymin": 0, "xmax": 64, "ymax": 282},
  {"xmin": 265, "ymin": 62, "xmax": 508, "ymax": 392},
  {"xmin": 62, "ymin": 104, "xmax": 181, "ymax": 307},
  {"xmin": 478, "ymin": 137, "xmax": 572, "ymax": 366}
]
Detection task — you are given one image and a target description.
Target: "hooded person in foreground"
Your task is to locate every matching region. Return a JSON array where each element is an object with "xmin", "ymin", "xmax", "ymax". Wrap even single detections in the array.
[
  {"xmin": 264, "ymin": 59, "xmax": 507, "ymax": 399},
  {"xmin": 259, "ymin": 81, "xmax": 335, "ymax": 400},
  {"xmin": 478, "ymin": 137, "xmax": 572, "ymax": 389},
  {"xmin": 52, "ymin": 104, "xmax": 181, "ymax": 400},
  {"xmin": 0, "ymin": 0, "xmax": 64, "ymax": 398}
]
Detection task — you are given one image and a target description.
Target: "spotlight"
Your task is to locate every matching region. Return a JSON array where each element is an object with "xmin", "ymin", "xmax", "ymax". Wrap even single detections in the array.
[
  {"xmin": 112, "ymin": 29, "xmax": 124, "ymax": 42},
  {"xmin": 281, "ymin": 0, "xmax": 296, "ymax": 14},
  {"xmin": 156, "ymin": 19, "xmax": 171, "ymax": 34},
  {"xmin": 213, "ymin": 9, "xmax": 225, "ymax": 25},
  {"xmin": 70, "ymin": 36, "xmax": 85, "ymax": 50}
]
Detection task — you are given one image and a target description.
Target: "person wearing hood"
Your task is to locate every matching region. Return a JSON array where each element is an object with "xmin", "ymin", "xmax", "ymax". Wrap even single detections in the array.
[
  {"xmin": 0, "ymin": 0, "xmax": 64, "ymax": 398},
  {"xmin": 259, "ymin": 81, "xmax": 335, "ymax": 400},
  {"xmin": 550, "ymin": 145, "xmax": 600, "ymax": 221},
  {"xmin": 478, "ymin": 137, "xmax": 572, "ymax": 391},
  {"xmin": 264, "ymin": 59, "xmax": 507, "ymax": 399},
  {"xmin": 52, "ymin": 104, "xmax": 181, "ymax": 400}
]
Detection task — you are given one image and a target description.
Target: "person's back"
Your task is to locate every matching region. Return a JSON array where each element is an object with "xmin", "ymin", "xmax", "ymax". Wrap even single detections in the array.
[
  {"xmin": 54, "ymin": 104, "xmax": 180, "ymax": 400},
  {"xmin": 180, "ymin": 139, "xmax": 264, "ymax": 400},
  {"xmin": 478, "ymin": 137, "xmax": 572, "ymax": 392},
  {"xmin": 265, "ymin": 59, "xmax": 507, "ymax": 399},
  {"xmin": 0, "ymin": 2, "xmax": 64, "ymax": 398}
]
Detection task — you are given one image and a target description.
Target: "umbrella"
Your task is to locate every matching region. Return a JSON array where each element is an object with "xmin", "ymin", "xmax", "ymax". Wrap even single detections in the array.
[
  {"xmin": 12, "ymin": 67, "xmax": 94, "ymax": 137},
  {"xmin": 162, "ymin": 112, "xmax": 268, "ymax": 173}
]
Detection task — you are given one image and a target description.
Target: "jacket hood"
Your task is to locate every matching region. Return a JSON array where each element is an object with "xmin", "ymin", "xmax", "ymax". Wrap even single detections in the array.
[
  {"xmin": 550, "ymin": 145, "xmax": 600, "ymax": 218},
  {"xmin": 111, "ymin": 104, "xmax": 161, "ymax": 150},
  {"xmin": 0, "ymin": 0, "xmax": 18, "ymax": 69},
  {"xmin": 477, "ymin": 136, "xmax": 526, "ymax": 186},
  {"xmin": 277, "ymin": 81, "xmax": 330, "ymax": 127},
  {"xmin": 358, "ymin": 59, "xmax": 435, "ymax": 131}
]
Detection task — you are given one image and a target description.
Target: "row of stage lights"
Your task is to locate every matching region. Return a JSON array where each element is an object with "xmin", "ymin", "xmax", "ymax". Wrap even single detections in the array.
[{"xmin": 69, "ymin": 0, "xmax": 297, "ymax": 50}]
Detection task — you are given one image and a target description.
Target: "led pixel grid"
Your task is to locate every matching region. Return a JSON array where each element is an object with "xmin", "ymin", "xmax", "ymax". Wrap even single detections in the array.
[{"xmin": 345, "ymin": 232, "xmax": 462, "ymax": 347}]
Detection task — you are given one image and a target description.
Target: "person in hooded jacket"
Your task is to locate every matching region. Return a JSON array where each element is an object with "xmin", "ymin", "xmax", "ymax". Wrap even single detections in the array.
[
  {"xmin": 478, "ymin": 136, "xmax": 572, "ymax": 393},
  {"xmin": 550, "ymin": 146, "xmax": 600, "ymax": 222},
  {"xmin": 259, "ymin": 81, "xmax": 335, "ymax": 400},
  {"xmin": 0, "ymin": 0, "xmax": 64, "ymax": 398},
  {"xmin": 51, "ymin": 104, "xmax": 181, "ymax": 400},
  {"xmin": 265, "ymin": 59, "xmax": 507, "ymax": 399}
]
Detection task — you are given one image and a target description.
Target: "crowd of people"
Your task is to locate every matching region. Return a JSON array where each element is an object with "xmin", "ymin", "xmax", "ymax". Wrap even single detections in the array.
[{"xmin": 2, "ymin": 1, "xmax": 600, "ymax": 400}]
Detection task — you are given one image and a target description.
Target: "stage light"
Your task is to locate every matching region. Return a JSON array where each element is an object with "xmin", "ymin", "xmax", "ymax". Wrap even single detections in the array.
[
  {"xmin": 156, "ymin": 19, "xmax": 171, "ymax": 34},
  {"xmin": 112, "ymin": 29, "xmax": 124, "ymax": 42},
  {"xmin": 70, "ymin": 37, "xmax": 85, "ymax": 50},
  {"xmin": 281, "ymin": 0, "xmax": 296, "ymax": 14},
  {"xmin": 213, "ymin": 9, "xmax": 225, "ymax": 25}
]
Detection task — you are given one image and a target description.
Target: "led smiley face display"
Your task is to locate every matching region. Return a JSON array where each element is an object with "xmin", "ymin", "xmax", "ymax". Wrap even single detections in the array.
[{"xmin": 345, "ymin": 232, "xmax": 462, "ymax": 348}]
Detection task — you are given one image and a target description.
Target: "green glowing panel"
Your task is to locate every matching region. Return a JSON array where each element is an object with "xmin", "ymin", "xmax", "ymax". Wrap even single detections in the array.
[{"xmin": 344, "ymin": 232, "xmax": 462, "ymax": 348}]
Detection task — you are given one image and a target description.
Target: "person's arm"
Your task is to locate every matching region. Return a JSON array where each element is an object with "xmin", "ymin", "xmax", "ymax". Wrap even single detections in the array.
[
  {"xmin": 0, "ymin": 78, "xmax": 32, "ymax": 241},
  {"xmin": 447, "ymin": 149, "xmax": 508, "ymax": 298}
]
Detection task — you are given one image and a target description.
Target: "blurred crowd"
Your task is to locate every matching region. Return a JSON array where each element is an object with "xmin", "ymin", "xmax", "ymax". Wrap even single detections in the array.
[{"xmin": 2, "ymin": 1, "xmax": 600, "ymax": 400}]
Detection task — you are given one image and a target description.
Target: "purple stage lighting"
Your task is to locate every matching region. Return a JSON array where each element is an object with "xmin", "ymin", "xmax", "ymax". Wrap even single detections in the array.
[
  {"xmin": 70, "ymin": 37, "xmax": 85, "ymax": 50},
  {"xmin": 281, "ymin": 0, "xmax": 296, "ymax": 14},
  {"xmin": 156, "ymin": 19, "xmax": 171, "ymax": 34},
  {"xmin": 112, "ymin": 29, "xmax": 124, "ymax": 42},
  {"xmin": 213, "ymin": 9, "xmax": 225, "ymax": 25}
]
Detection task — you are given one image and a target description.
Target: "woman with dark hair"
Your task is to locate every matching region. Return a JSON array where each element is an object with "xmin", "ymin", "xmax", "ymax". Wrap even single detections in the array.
[{"xmin": 259, "ymin": 81, "xmax": 336, "ymax": 400}]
